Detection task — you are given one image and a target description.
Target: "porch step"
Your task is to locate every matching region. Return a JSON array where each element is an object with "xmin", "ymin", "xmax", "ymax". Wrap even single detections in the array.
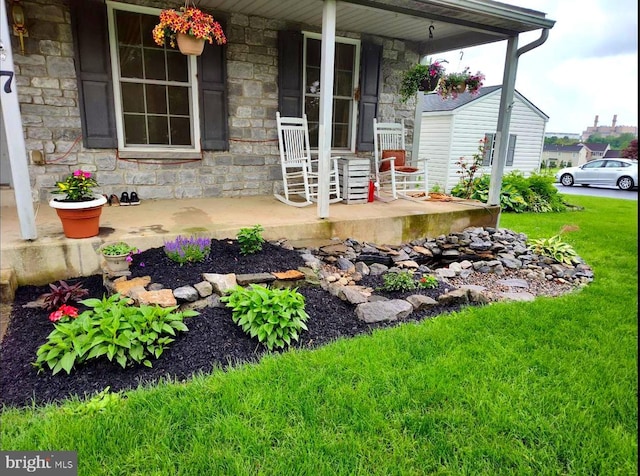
[{"xmin": 0, "ymin": 268, "xmax": 18, "ymax": 303}]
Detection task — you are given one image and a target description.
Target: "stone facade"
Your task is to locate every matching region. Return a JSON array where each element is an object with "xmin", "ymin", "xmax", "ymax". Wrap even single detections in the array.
[{"xmin": 11, "ymin": 0, "xmax": 420, "ymax": 201}]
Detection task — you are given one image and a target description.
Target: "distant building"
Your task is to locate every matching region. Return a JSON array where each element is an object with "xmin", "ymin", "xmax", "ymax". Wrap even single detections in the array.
[
  {"xmin": 542, "ymin": 144, "xmax": 586, "ymax": 167},
  {"xmin": 581, "ymin": 142, "xmax": 609, "ymax": 161},
  {"xmin": 581, "ymin": 115, "xmax": 637, "ymax": 141},
  {"xmin": 544, "ymin": 132, "xmax": 581, "ymax": 140}
]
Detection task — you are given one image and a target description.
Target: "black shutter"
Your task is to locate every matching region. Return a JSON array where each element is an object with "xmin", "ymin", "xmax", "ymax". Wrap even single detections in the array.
[
  {"xmin": 278, "ymin": 31, "xmax": 303, "ymax": 117},
  {"xmin": 70, "ymin": 0, "xmax": 116, "ymax": 148},
  {"xmin": 198, "ymin": 23, "xmax": 228, "ymax": 151},
  {"xmin": 506, "ymin": 134, "xmax": 517, "ymax": 166},
  {"xmin": 356, "ymin": 42, "xmax": 382, "ymax": 152}
]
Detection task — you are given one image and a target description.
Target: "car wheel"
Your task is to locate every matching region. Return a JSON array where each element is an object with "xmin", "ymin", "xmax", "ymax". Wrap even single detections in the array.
[
  {"xmin": 617, "ymin": 176, "xmax": 634, "ymax": 190},
  {"xmin": 560, "ymin": 174, "xmax": 574, "ymax": 187}
]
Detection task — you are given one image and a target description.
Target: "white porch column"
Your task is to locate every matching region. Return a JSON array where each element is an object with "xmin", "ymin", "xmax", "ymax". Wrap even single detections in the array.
[
  {"xmin": 317, "ymin": 0, "xmax": 337, "ymax": 219},
  {"xmin": 488, "ymin": 35, "xmax": 519, "ymax": 222},
  {"xmin": 0, "ymin": 0, "xmax": 37, "ymax": 240}
]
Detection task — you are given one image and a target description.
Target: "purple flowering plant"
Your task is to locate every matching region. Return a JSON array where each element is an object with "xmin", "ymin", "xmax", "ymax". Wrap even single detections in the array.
[{"xmin": 164, "ymin": 235, "xmax": 211, "ymax": 265}]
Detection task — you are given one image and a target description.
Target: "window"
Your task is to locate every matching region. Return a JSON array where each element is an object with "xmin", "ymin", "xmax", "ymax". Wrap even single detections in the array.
[
  {"xmin": 481, "ymin": 133, "xmax": 516, "ymax": 166},
  {"xmin": 303, "ymin": 33, "xmax": 360, "ymax": 151},
  {"xmin": 107, "ymin": 2, "xmax": 201, "ymax": 152}
]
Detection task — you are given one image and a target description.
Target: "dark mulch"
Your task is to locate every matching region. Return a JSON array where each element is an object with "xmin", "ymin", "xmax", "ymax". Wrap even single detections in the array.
[{"xmin": 0, "ymin": 239, "xmax": 464, "ymax": 409}]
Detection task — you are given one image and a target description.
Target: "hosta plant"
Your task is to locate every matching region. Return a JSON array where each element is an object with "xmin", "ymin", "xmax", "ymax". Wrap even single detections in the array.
[
  {"xmin": 527, "ymin": 235, "xmax": 580, "ymax": 265},
  {"xmin": 34, "ymin": 293, "xmax": 197, "ymax": 375},
  {"xmin": 221, "ymin": 284, "xmax": 309, "ymax": 351}
]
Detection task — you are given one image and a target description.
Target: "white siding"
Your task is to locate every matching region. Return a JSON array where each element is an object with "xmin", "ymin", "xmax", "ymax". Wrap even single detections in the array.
[
  {"xmin": 418, "ymin": 113, "xmax": 454, "ymax": 192},
  {"xmin": 419, "ymin": 89, "xmax": 547, "ymax": 193}
]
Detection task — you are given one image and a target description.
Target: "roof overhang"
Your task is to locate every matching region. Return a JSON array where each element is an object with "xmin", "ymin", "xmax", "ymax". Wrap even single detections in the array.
[{"xmin": 197, "ymin": 0, "xmax": 555, "ymax": 54}]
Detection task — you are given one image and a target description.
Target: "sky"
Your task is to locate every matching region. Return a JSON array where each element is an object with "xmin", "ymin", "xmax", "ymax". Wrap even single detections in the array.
[{"xmin": 430, "ymin": 0, "xmax": 638, "ymax": 136}]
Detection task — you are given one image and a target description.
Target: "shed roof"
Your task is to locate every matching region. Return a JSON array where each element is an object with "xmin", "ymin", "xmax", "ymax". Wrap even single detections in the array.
[{"xmin": 420, "ymin": 85, "xmax": 549, "ymax": 121}]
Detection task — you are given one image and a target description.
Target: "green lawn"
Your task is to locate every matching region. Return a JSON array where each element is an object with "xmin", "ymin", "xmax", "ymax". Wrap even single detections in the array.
[{"xmin": 1, "ymin": 195, "xmax": 637, "ymax": 475}]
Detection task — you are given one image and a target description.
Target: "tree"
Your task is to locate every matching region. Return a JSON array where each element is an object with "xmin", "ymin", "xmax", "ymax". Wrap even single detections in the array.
[{"xmin": 621, "ymin": 139, "xmax": 638, "ymax": 160}]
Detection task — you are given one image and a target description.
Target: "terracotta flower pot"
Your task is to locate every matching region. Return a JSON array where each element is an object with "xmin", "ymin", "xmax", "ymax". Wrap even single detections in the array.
[
  {"xmin": 176, "ymin": 33, "xmax": 205, "ymax": 56},
  {"xmin": 49, "ymin": 194, "xmax": 107, "ymax": 239}
]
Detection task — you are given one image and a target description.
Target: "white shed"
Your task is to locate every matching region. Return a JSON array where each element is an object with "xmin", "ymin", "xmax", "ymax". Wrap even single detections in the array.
[{"xmin": 417, "ymin": 86, "xmax": 549, "ymax": 193}]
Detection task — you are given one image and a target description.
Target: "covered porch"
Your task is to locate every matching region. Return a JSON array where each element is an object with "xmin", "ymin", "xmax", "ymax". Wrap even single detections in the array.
[{"xmin": 0, "ymin": 194, "xmax": 499, "ymax": 287}]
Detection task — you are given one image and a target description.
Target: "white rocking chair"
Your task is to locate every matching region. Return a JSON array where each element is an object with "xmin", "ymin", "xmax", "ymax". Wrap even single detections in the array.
[
  {"xmin": 275, "ymin": 112, "xmax": 341, "ymax": 207},
  {"xmin": 373, "ymin": 118, "xmax": 429, "ymax": 201}
]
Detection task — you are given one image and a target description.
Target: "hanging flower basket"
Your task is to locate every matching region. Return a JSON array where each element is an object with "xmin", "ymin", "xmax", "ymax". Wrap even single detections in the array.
[
  {"xmin": 153, "ymin": 3, "xmax": 226, "ymax": 56},
  {"xmin": 176, "ymin": 33, "xmax": 205, "ymax": 56},
  {"xmin": 419, "ymin": 74, "xmax": 441, "ymax": 93}
]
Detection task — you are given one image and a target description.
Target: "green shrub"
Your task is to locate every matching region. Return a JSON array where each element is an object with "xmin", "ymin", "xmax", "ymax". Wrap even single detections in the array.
[
  {"xmin": 237, "ymin": 224, "xmax": 265, "ymax": 255},
  {"xmin": 221, "ymin": 284, "xmax": 309, "ymax": 351},
  {"xmin": 451, "ymin": 171, "xmax": 567, "ymax": 213},
  {"xmin": 417, "ymin": 275, "xmax": 439, "ymax": 289},
  {"xmin": 527, "ymin": 235, "xmax": 580, "ymax": 265},
  {"xmin": 34, "ymin": 293, "xmax": 197, "ymax": 375},
  {"xmin": 164, "ymin": 235, "xmax": 211, "ymax": 265},
  {"xmin": 379, "ymin": 271, "xmax": 417, "ymax": 292}
]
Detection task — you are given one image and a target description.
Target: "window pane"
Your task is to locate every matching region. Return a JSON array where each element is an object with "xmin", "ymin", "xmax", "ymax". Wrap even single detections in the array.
[
  {"xmin": 307, "ymin": 38, "xmax": 320, "ymax": 67},
  {"xmin": 333, "ymin": 99, "xmax": 350, "ymax": 125},
  {"xmin": 306, "ymin": 67, "xmax": 320, "ymax": 94},
  {"xmin": 170, "ymin": 117, "xmax": 191, "ymax": 145},
  {"xmin": 119, "ymin": 46, "xmax": 143, "ymax": 78},
  {"xmin": 124, "ymin": 114, "xmax": 147, "ymax": 145},
  {"xmin": 116, "ymin": 11, "xmax": 141, "ymax": 46},
  {"xmin": 332, "ymin": 124, "xmax": 348, "ymax": 148},
  {"xmin": 148, "ymin": 116, "xmax": 169, "ymax": 144},
  {"xmin": 121, "ymin": 83, "xmax": 144, "ymax": 113},
  {"xmin": 305, "ymin": 97, "xmax": 320, "ymax": 148},
  {"xmin": 167, "ymin": 51, "xmax": 188, "ymax": 82},
  {"xmin": 335, "ymin": 43, "xmax": 354, "ymax": 70},
  {"xmin": 144, "ymin": 49, "xmax": 167, "ymax": 80},
  {"xmin": 168, "ymin": 86, "xmax": 190, "ymax": 115},
  {"xmin": 141, "ymin": 15, "xmax": 158, "ymax": 48},
  {"xmin": 334, "ymin": 71, "xmax": 352, "ymax": 97},
  {"xmin": 146, "ymin": 84, "xmax": 167, "ymax": 114}
]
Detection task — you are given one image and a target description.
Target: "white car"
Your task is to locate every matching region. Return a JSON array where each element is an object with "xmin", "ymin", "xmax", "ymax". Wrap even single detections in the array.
[{"xmin": 555, "ymin": 158, "xmax": 638, "ymax": 191}]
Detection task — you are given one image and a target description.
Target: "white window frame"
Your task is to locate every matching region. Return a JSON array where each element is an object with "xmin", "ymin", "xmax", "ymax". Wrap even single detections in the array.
[
  {"xmin": 302, "ymin": 32, "xmax": 360, "ymax": 153},
  {"xmin": 106, "ymin": 1, "xmax": 201, "ymax": 155}
]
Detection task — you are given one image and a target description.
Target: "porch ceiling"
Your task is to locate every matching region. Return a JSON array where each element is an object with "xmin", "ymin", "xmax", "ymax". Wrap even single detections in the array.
[{"xmin": 197, "ymin": 0, "xmax": 555, "ymax": 54}]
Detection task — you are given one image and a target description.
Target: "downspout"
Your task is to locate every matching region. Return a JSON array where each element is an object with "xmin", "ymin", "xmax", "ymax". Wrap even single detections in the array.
[{"xmin": 487, "ymin": 29, "xmax": 550, "ymax": 217}]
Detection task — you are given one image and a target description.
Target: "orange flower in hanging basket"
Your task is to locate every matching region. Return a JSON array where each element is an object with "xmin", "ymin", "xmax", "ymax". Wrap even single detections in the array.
[{"xmin": 152, "ymin": 6, "xmax": 226, "ymax": 51}]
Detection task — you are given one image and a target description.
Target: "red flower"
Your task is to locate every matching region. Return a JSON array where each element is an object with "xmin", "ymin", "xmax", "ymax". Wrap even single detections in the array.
[{"xmin": 48, "ymin": 304, "xmax": 79, "ymax": 323}]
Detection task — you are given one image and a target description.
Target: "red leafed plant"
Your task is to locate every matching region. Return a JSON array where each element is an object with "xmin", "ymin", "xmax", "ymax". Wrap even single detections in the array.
[{"xmin": 41, "ymin": 280, "xmax": 89, "ymax": 311}]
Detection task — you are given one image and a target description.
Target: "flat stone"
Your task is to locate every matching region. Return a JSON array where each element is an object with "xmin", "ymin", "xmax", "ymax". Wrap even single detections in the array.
[
  {"xmin": 271, "ymin": 270, "xmax": 305, "ymax": 281},
  {"xmin": 236, "ymin": 273, "xmax": 276, "ymax": 285},
  {"xmin": 113, "ymin": 276, "xmax": 151, "ymax": 295},
  {"xmin": 136, "ymin": 289, "xmax": 177, "ymax": 307}
]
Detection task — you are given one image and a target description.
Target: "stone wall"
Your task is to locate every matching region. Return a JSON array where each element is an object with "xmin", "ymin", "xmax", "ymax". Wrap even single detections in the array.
[{"xmin": 11, "ymin": 0, "xmax": 419, "ymax": 202}]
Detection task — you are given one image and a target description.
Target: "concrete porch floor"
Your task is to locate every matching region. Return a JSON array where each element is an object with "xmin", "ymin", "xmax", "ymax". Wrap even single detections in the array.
[{"xmin": 0, "ymin": 194, "xmax": 499, "ymax": 289}]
